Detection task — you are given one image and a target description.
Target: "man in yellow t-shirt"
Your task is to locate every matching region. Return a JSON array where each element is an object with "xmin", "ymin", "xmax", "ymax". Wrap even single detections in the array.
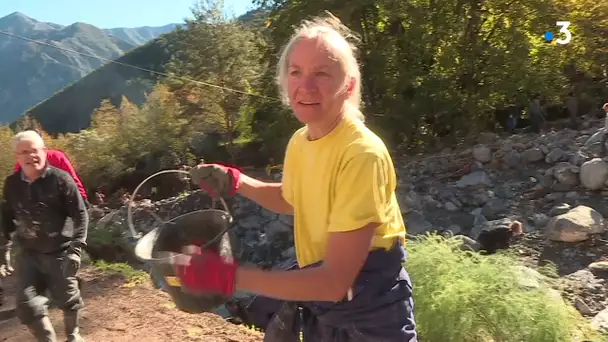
[
  {"xmin": 178, "ymin": 115, "xmax": 416, "ymax": 341},
  {"xmin": 282, "ymin": 115, "xmax": 406, "ymax": 267},
  {"xmin": 162, "ymin": 13, "xmax": 417, "ymax": 341}
]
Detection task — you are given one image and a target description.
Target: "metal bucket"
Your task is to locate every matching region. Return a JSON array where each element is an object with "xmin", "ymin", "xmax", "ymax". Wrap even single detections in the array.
[{"xmin": 129, "ymin": 170, "xmax": 239, "ymax": 313}]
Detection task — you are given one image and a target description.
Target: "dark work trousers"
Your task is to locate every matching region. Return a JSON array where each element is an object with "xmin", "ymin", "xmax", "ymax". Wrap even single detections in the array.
[
  {"xmin": 15, "ymin": 249, "xmax": 84, "ymax": 325},
  {"xmin": 238, "ymin": 241, "xmax": 418, "ymax": 342}
]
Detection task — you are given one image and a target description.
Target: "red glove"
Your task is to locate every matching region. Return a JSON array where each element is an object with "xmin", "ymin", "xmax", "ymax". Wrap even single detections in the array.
[{"xmin": 174, "ymin": 247, "xmax": 238, "ymax": 297}]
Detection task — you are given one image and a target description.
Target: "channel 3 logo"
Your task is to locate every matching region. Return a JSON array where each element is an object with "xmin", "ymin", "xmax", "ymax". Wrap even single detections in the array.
[{"xmin": 544, "ymin": 21, "xmax": 572, "ymax": 45}]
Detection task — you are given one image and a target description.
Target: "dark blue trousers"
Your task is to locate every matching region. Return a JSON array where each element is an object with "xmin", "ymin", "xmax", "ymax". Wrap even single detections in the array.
[{"xmin": 241, "ymin": 242, "xmax": 418, "ymax": 341}]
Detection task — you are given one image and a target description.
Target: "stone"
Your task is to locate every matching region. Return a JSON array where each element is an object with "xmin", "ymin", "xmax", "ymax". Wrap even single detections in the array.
[
  {"xmin": 405, "ymin": 211, "xmax": 434, "ymax": 235},
  {"xmin": 530, "ymin": 213, "xmax": 549, "ymax": 228},
  {"xmin": 444, "ymin": 224, "xmax": 462, "ymax": 235},
  {"xmin": 470, "ymin": 207, "xmax": 483, "ymax": 216},
  {"xmin": 546, "ymin": 205, "xmax": 605, "ymax": 242},
  {"xmin": 545, "ymin": 148, "xmax": 566, "ymax": 164},
  {"xmin": 400, "ymin": 190, "xmax": 422, "ymax": 213},
  {"xmin": 503, "ymin": 150, "xmax": 521, "ymax": 168},
  {"xmin": 538, "ymin": 174, "xmax": 554, "ymax": 188},
  {"xmin": 584, "ymin": 128, "xmax": 606, "ymax": 147},
  {"xmin": 481, "ymin": 198, "xmax": 509, "ymax": 220},
  {"xmin": 456, "ymin": 171, "xmax": 492, "ymax": 188},
  {"xmin": 545, "ymin": 193, "xmax": 564, "ymax": 201},
  {"xmin": 589, "ymin": 261, "xmax": 608, "ymax": 274},
  {"xmin": 591, "ymin": 308, "xmax": 608, "ymax": 333},
  {"xmin": 580, "ymin": 158, "xmax": 608, "ymax": 190},
  {"xmin": 553, "ymin": 162, "xmax": 579, "ymax": 186},
  {"xmin": 574, "ymin": 297, "xmax": 594, "ymax": 316},
  {"xmin": 444, "ymin": 201, "xmax": 459, "ymax": 211},
  {"xmin": 540, "ymin": 144, "xmax": 550, "ymax": 154},
  {"xmin": 549, "ymin": 203, "xmax": 571, "ymax": 217},
  {"xmin": 451, "ymin": 235, "xmax": 480, "ymax": 251},
  {"xmin": 472, "ymin": 145, "xmax": 492, "ymax": 163},
  {"xmin": 458, "ymin": 189, "xmax": 490, "ymax": 206},
  {"xmin": 569, "ymin": 150, "xmax": 589, "ymax": 166},
  {"xmin": 520, "ymin": 148, "xmax": 544, "ymax": 163},
  {"xmin": 500, "ymin": 142, "xmax": 513, "ymax": 152}
]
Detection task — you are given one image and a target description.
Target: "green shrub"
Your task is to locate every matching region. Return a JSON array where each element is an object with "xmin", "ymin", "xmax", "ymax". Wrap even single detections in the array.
[
  {"xmin": 88, "ymin": 224, "xmax": 124, "ymax": 246},
  {"xmin": 92, "ymin": 260, "xmax": 148, "ymax": 287},
  {"xmin": 406, "ymin": 234, "xmax": 595, "ymax": 342}
]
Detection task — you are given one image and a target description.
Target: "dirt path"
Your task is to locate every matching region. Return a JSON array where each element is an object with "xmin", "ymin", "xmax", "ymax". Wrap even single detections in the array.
[{"xmin": 0, "ymin": 267, "xmax": 263, "ymax": 342}]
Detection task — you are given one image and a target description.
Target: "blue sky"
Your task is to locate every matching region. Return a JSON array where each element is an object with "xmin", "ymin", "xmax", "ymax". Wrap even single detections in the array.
[{"xmin": 0, "ymin": 0, "xmax": 255, "ymax": 28}]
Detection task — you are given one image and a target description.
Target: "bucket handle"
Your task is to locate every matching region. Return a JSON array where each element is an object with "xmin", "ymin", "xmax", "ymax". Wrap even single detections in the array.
[{"xmin": 126, "ymin": 169, "xmax": 231, "ymax": 240}]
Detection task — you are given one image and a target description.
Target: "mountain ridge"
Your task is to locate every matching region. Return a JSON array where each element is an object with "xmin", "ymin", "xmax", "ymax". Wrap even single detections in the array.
[
  {"xmin": 12, "ymin": 8, "xmax": 269, "ymax": 134},
  {"xmin": 0, "ymin": 12, "xmax": 178, "ymax": 123}
]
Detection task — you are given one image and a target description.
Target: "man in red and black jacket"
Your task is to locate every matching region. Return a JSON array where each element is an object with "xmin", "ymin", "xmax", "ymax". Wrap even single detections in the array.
[
  {"xmin": 13, "ymin": 145, "xmax": 89, "ymax": 208},
  {"xmin": 1, "ymin": 130, "xmax": 88, "ymax": 341}
]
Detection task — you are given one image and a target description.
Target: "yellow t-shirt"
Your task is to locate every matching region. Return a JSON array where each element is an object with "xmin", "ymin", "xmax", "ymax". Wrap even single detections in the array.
[{"xmin": 281, "ymin": 116, "xmax": 406, "ymax": 267}]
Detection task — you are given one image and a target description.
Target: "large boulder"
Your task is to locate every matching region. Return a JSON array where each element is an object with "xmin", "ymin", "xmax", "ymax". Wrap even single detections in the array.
[
  {"xmin": 546, "ymin": 205, "xmax": 605, "ymax": 242},
  {"xmin": 580, "ymin": 158, "xmax": 608, "ymax": 190}
]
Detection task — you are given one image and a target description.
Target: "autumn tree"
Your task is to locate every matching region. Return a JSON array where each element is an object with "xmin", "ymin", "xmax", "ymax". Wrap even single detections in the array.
[{"xmin": 164, "ymin": 0, "xmax": 267, "ymax": 163}]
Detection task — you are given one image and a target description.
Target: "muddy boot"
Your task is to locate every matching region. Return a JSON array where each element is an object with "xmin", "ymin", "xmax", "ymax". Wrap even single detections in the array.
[
  {"xmin": 27, "ymin": 316, "xmax": 57, "ymax": 342},
  {"xmin": 64, "ymin": 310, "xmax": 85, "ymax": 342}
]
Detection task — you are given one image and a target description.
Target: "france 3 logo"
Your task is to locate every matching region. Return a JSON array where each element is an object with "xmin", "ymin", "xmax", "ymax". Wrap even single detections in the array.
[{"xmin": 544, "ymin": 21, "xmax": 572, "ymax": 45}]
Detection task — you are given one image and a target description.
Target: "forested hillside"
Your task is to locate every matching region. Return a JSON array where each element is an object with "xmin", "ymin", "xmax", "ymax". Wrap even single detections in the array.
[
  {"xmin": 0, "ymin": 12, "xmax": 177, "ymax": 123},
  {"xmin": 19, "ymin": 8, "xmax": 270, "ymax": 134}
]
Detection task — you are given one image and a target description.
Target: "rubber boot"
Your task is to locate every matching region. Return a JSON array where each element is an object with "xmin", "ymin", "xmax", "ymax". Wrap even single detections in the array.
[
  {"xmin": 64, "ymin": 310, "xmax": 85, "ymax": 342},
  {"xmin": 27, "ymin": 316, "xmax": 57, "ymax": 342}
]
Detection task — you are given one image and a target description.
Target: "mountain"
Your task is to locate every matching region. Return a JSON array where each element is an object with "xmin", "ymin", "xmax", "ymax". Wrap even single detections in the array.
[
  {"xmin": 18, "ymin": 37, "xmax": 173, "ymax": 133},
  {"xmin": 0, "ymin": 12, "xmax": 177, "ymax": 123},
  {"xmin": 18, "ymin": 8, "xmax": 270, "ymax": 134},
  {"xmin": 103, "ymin": 24, "xmax": 180, "ymax": 46}
]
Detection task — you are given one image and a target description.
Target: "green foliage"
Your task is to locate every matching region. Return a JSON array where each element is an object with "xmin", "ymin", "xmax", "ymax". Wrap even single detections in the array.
[
  {"xmin": 88, "ymin": 224, "xmax": 124, "ymax": 246},
  {"xmin": 92, "ymin": 260, "xmax": 148, "ymax": 286},
  {"xmin": 0, "ymin": 126, "xmax": 16, "ymax": 195},
  {"xmin": 50, "ymin": 84, "xmax": 194, "ymax": 191},
  {"xmin": 254, "ymin": 0, "xmax": 607, "ymax": 150},
  {"xmin": 406, "ymin": 234, "xmax": 597, "ymax": 342},
  {"xmin": 164, "ymin": 0, "xmax": 268, "ymax": 163}
]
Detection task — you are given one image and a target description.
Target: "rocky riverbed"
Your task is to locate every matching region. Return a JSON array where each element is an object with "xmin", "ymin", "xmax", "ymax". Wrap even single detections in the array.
[{"xmin": 395, "ymin": 117, "xmax": 608, "ymax": 333}]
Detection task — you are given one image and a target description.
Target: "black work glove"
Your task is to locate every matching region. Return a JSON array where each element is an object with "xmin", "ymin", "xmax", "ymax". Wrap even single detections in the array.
[{"xmin": 62, "ymin": 250, "xmax": 81, "ymax": 278}]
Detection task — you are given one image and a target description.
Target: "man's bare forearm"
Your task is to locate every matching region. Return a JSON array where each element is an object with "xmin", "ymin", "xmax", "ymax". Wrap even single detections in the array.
[{"xmin": 237, "ymin": 174, "xmax": 293, "ymax": 215}]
